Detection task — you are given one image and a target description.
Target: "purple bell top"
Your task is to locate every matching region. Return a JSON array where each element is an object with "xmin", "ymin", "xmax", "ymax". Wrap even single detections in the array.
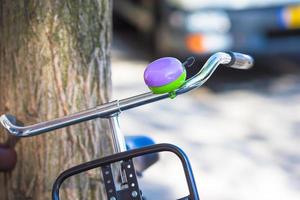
[{"xmin": 144, "ymin": 57, "xmax": 183, "ymax": 87}]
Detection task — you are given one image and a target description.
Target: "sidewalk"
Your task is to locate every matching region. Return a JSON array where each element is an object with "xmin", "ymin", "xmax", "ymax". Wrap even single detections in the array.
[{"xmin": 111, "ymin": 42, "xmax": 300, "ymax": 200}]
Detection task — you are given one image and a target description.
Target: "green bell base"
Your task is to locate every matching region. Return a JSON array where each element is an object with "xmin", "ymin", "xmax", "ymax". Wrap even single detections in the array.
[{"xmin": 149, "ymin": 70, "xmax": 187, "ymax": 94}]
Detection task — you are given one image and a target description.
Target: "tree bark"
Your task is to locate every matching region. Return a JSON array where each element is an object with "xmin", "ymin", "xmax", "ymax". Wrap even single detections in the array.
[{"xmin": 0, "ymin": 0, "xmax": 113, "ymax": 199}]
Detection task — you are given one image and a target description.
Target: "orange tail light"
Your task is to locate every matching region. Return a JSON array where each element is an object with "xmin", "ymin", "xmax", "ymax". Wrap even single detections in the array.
[{"xmin": 185, "ymin": 34, "xmax": 205, "ymax": 53}]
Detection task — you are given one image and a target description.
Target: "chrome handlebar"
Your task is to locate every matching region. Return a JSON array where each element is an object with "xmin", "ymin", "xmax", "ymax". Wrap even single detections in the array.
[{"xmin": 0, "ymin": 52, "xmax": 253, "ymax": 137}]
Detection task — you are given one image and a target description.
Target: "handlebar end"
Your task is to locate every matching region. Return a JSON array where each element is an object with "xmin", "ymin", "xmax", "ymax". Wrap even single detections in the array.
[
  {"xmin": 0, "ymin": 114, "xmax": 22, "ymax": 136},
  {"xmin": 225, "ymin": 52, "xmax": 254, "ymax": 70}
]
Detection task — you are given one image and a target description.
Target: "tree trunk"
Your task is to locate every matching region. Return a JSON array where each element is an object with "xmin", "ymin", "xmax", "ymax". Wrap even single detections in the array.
[{"xmin": 0, "ymin": 0, "xmax": 113, "ymax": 199}]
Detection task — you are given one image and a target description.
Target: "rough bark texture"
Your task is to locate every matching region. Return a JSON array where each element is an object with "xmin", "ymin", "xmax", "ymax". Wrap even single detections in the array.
[{"xmin": 0, "ymin": 0, "xmax": 113, "ymax": 199}]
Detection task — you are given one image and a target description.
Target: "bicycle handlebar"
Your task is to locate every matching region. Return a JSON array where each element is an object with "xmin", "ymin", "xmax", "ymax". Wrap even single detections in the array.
[
  {"xmin": 224, "ymin": 52, "xmax": 254, "ymax": 70},
  {"xmin": 0, "ymin": 52, "xmax": 253, "ymax": 137}
]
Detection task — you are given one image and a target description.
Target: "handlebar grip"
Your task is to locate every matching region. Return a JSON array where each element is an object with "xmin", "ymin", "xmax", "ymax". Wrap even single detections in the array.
[{"xmin": 225, "ymin": 52, "xmax": 254, "ymax": 69}]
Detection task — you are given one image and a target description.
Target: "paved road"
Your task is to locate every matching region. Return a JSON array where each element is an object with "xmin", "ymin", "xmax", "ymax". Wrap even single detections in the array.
[{"xmin": 111, "ymin": 33, "xmax": 300, "ymax": 200}]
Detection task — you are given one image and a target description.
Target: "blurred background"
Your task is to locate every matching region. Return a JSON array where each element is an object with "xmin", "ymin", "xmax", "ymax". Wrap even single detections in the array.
[{"xmin": 111, "ymin": 0, "xmax": 300, "ymax": 199}]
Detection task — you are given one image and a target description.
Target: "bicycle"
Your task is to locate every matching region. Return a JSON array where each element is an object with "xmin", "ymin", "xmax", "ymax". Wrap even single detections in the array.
[{"xmin": 0, "ymin": 52, "xmax": 253, "ymax": 200}]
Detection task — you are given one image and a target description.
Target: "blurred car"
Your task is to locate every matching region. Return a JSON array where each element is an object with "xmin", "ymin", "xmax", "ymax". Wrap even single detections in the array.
[{"xmin": 113, "ymin": 0, "xmax": 300, "ymax": 57}]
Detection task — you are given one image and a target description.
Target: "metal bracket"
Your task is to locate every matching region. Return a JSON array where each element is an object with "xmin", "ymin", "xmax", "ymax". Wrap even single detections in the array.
[
  {"xmin": 102, "ymin": 165, "xmax": 118, "ymax": 200},
  {"xmin": 120, "ymin": 159, "xmax": 143, "ymax": 200},
  {"xmin": 102, "ymin": 159, "xmax": 143, "ymax": 200}
]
